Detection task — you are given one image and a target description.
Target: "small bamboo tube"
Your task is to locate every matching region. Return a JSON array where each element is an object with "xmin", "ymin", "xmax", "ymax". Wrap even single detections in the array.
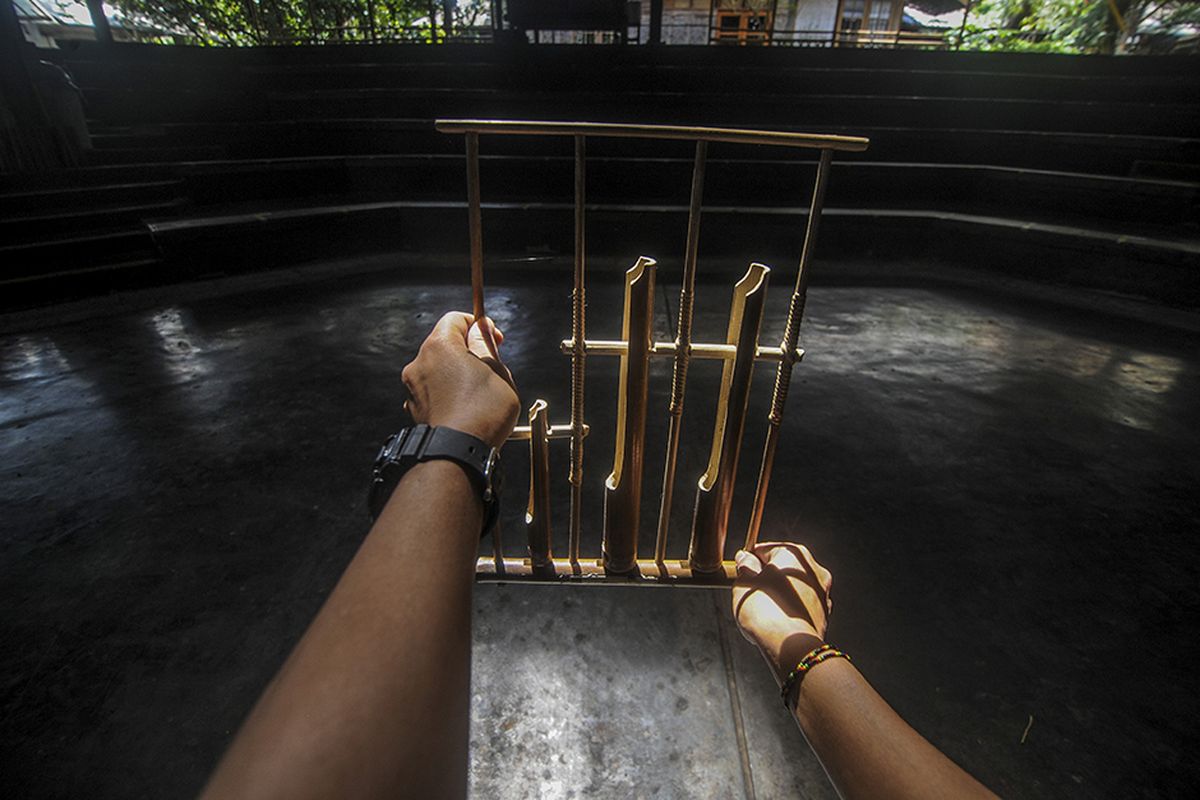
[
  {"xmin": 602, "ymin": 257, "xmax": 657, "ymax": 574},
  {"xmin": 745, "ymin": 149, "xmax": 834, "ymax": 550},
  {"xmin": 689, "ymin": 263, "xmax": 770, "ymax": 573},
  {"xmin": 655, "ymin": 140, "xmax": 707, "ymax": 565},
  {"xmin": 525, "ymin": 400, "xmax": 553, "ymax": 568},
  {"xmin": 568, "ymin": 135, "xmax": 587, "ymax": 563}
]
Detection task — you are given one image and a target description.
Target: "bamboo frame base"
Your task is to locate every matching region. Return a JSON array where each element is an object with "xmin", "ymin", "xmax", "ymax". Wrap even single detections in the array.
[{"xmin": 475, "ymin": 557, "xmax": 738, "ymax": 587}]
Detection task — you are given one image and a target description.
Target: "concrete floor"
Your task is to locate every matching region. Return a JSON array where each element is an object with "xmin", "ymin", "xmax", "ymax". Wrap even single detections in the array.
[{"xmin": 2, "ymin": 262, "xmax": 1198, "ymax": 798}]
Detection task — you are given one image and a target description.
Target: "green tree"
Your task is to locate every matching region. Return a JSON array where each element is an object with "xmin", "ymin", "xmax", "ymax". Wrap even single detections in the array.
[
  {"xmin": 960, "ymin": 0, "xmax": 1200, "ymax": 54},
  {"xmin": 107, "ymin": 0, "xmax": 449, "ymax": 45}
]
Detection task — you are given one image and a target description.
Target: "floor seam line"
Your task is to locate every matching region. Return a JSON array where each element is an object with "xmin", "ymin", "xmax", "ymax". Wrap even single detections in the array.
[{"xmin": 713, "ymin": 590, "xmax": 757, "ymax": 800}]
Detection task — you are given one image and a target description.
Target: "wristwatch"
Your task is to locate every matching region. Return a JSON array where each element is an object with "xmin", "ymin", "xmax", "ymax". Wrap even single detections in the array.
[{"xmin": 368, "ymin": 424, "xmax": 502, "ymax": 536}]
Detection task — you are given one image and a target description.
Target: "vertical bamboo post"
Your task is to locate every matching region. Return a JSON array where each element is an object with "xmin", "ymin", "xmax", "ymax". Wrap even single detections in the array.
[
  {"xmin": 568, "ymin": 135, "xmax": 587, "ymax": 564},
  {"xmin": 603, "ymin": 257, "xmax": 657, "ymax": 574},
  {"xmin": 744, "ymin": 149, "xmax": 833, "ymax": 549},
  {"xmin": 466, "ymin": 132, "xmax": 485, "ymax": 323},
  {"xmin": 525, "ymin": 400, "xmax": 553, "ymax": 568},
  {"xmin": 465, "ymin": 130, "xmax": 503, "ymax": 570},
  {"xmin": 689, "ymin": 263, "xmax": 770, "ymax": 573},
  {"xmin": 654, "ymin": 140, "xmax": 707, "ymax": 564}
]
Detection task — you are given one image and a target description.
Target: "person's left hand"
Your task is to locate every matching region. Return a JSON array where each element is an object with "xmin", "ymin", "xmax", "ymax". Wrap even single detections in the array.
[{"xmin": 401, "ymin": 312, "xmax": 520, "ymax": 448}]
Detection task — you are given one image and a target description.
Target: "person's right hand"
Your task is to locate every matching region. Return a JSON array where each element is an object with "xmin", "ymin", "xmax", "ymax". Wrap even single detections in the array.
[
  {"xmin": 401, "ymin": 311, "xmax": 520, "ymax": 449},
  {"xmin": 732, "ymin": 543, "xmax": 834, "ymax": 679}
]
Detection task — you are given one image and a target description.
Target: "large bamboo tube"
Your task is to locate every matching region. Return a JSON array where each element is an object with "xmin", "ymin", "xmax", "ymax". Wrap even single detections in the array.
[
  {"xmin": 602, "ymin": 256, "xmax": 657, "ymax": 574},
  {"xmin": 689, "ymin": 263, "xmax": 771, "ymax": 573}
]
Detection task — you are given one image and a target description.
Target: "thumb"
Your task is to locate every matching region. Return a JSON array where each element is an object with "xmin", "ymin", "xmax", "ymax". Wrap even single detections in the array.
[
  {"xmin": 467, "ymin": 317, "xmax": 503, "ymax": 360},
  {"xmin": 734, "ymin": 549, "xmax": 763, "ymax": 580},
  {"xmin": 468, "ymin": 318, "xmax": 516, "ymax": 390}
]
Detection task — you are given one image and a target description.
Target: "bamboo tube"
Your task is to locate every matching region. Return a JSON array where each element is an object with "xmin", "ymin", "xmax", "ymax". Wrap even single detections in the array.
[
  {"xmin": 602, "ymin": 256, "xmax": 657, "ymax": 574},
  {"xmin": 655, "ymin": 140, "xmax": 707, "ymax": 564},
  {"xmin": 745, "ymin": 149, "xmax": 833, "ymax": 550},
  {"xmin": 690, "ymin": 263, "xmax": 771, "ymax": 573},
  {"xmin": 465, "ymin": 131, "xmax": 499, "ymax": 359},
  {"xmin": 569, "ymin": 135, "xmax": 586, "ymax": 564},
  {"xmin": 525, "ymin": 400, "xmax": 553, "ymax": 568}
]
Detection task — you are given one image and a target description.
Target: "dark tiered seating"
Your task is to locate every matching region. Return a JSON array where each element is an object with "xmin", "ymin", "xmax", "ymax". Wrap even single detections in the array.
[{"xmin": 2, "ymin": 43, "xmax": 1197, "ymax": 309}]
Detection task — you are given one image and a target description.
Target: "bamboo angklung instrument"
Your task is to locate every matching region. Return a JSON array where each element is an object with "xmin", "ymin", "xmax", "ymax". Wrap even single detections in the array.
[
  {"xmin": 434, "ymin": 120, "xmax": 868, "ymax": 587},
  {"xmin": 602, "ymin": 257, "xmax": 657, "ymax": 574},
  {"xmin": 689, "ymin": 263, "xmax": 770, "ymax": 573}
]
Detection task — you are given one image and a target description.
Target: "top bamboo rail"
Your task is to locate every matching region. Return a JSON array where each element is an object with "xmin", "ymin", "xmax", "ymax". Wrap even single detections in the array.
[{"xmin": 434, "ymin": 120, "xmax": 870, "ymax": 152}]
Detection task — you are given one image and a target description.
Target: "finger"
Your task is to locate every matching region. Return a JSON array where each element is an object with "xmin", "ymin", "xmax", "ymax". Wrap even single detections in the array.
[
  {"xmin": 733, "ymin": 548, "xmax": 763, "ymax": 580},
  {"xmin": 431, "ymin": 311, "xmax": 474, "ymax": 345},
  {"xmin": 758, "ymin": 543, "xmax": 805, "ymax": 574}
]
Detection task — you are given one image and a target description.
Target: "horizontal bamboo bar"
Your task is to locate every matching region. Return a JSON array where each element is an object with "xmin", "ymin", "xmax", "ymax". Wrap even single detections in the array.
[
  {"xmin": 474, "ymin": 557, "xmax": 738, "ymax": 586},
  {"xmin": 509, "ymin": 422, "xmax": 589, "ymax": 441},
  {"xmin": 561, "ymin": 339, "xmax": 803, "ymax": 363},
  {"xmin": 436, "ymin": 119, "xmax": 870, "ymax": 153}
]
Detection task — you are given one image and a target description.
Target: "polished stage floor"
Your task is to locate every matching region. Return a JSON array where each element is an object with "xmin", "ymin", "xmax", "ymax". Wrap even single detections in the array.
[{"xmin": 2, "ymin": 261, "xmax": 1198, "ymax": 798}]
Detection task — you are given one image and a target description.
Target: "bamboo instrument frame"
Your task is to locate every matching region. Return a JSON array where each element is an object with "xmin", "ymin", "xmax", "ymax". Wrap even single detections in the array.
[{"xmin": 436, "ymin": 119, "xmax": 868, "ymax": 587}]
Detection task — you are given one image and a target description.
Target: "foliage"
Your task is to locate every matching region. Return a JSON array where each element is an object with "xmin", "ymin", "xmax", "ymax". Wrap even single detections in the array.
[
  {"xmin": 106, "ymin": 0, "xmax": 491, "ymax": 45},
  {"xmin": 957, "ymin": 0, "xmax": 1200, "ymax": 54}
]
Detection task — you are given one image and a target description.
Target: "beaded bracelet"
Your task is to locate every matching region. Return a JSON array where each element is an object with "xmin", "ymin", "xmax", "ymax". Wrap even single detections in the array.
[{"xmin": 780, "ymin": 643, "xmax": 852, "ymax": 709}]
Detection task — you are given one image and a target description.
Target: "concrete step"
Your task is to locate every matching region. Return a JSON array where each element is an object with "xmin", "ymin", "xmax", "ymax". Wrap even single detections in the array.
[
  {"xmin": 142, "ymin": 199, "xmax": 1200, "ymax": 307},
  {"xmin": 230, "ymin": 62, "xmax": 1200, "ymax": 104},
  {"xmin": 0, "ymin": 228, "xmax": 158, "ymax": 281},
  {"xmin": 84, "ymin": 145, "xmax": 228, "ymax": 165},
  {"xmin": 79, "ymin": 119, "xmax": 1200, "ymax": 177},
  {"xmin": 0, "ymin": 180, "xmax": 183, "ymax": 216},
  {"xmin": 0, "ymin": 256, "xmax": 162, "ymax": 310},
  {"xmin": 159, "ymin": 154, "xmax": 1200, "ymax": 229},
  {"xmin": 0, "ymin": 199, "xmax": 187, "ymax": 245},
  {"xmin": 59, "ymin": 53, "xmax": 1200, "ymax": 103},
  {"xmin": 260, "ymin": 89, "xmax": 1198, "ymax": 138},
  {"xmin": 73, "ymin": 80, "xmax": 1199, "ymax": 138}
]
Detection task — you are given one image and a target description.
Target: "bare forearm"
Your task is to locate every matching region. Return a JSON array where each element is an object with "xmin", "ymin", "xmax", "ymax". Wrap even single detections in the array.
[
  {"xmin": 791, "ymin": 660, "xmax": 998, "ymax": 800},
  {"xmin": 201, "ymin": 461, "xmax": 481, "ymax": 800}
]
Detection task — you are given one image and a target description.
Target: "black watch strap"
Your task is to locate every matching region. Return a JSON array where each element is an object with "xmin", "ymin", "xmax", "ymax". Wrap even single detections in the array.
[{"xmin": 368, "ymin": 425, "xmax": 501, "ymax": 535}]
